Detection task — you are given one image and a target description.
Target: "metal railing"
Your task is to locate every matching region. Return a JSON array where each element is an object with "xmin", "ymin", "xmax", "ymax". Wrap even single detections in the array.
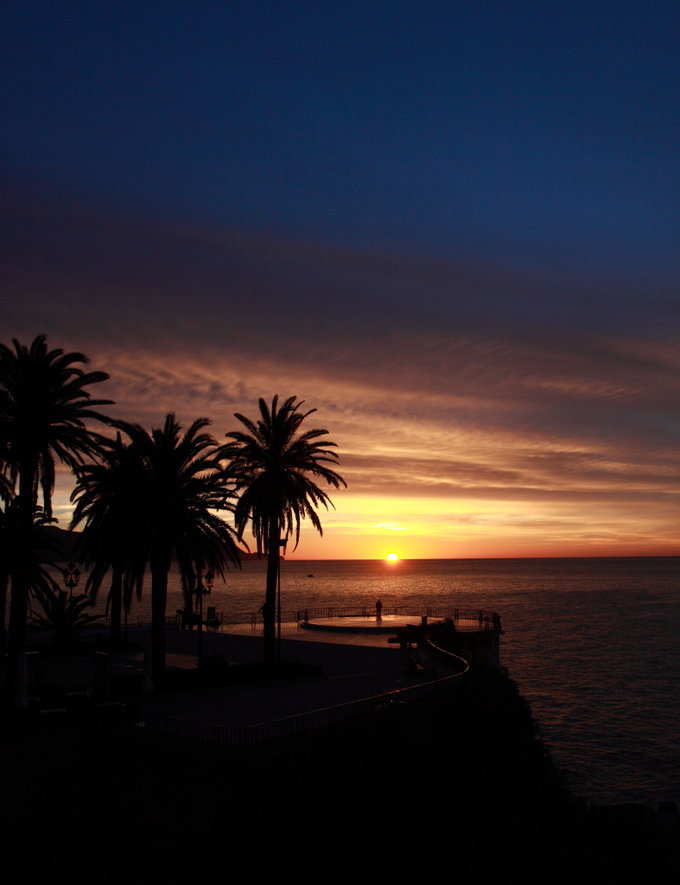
[
  {"xmin": 93, "ymin": 606, "xmax": 501, "ymax": 635},
  {"xmin": 200, "ymin": 605, "xmax": 501, "ymax": 631}
]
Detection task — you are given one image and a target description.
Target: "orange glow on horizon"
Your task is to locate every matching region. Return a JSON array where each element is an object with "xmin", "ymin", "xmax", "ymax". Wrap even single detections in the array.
[{"xmin": 50, "ymin": 460, "xmax": 679, "ymax": 562}]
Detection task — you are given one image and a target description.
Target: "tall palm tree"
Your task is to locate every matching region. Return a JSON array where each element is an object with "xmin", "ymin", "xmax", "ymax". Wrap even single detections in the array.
[
  {"xmin": 224, "ymin": 395, "xmax": 346, "ymax": 665},
  {"xmin": 0, "ymin": 494, "xmax": 61, "ymax": 650},
  {"xmin": 0, "ymin": 334, "xmax": 112, "ymax": 701},
  {"xmin": 117, "ymin": 414, "xmax": 242, "ymax": 680},
  {"xmin": 0, "ymin": 475, "xmax": 14, "ymax": 648},
  {"xmin": 70, "ymin": 434, "xmax": 147, "ymax": 647}
]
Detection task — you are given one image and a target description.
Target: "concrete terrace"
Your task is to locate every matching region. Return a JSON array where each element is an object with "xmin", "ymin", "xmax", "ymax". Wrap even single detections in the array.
[
  {"xmin": 23, "ymin": 610, "xmax": 500, "ymax": 741},
  {"xmin": 133, "ymin": 620, "xmax": 453, "ymax": 728}
]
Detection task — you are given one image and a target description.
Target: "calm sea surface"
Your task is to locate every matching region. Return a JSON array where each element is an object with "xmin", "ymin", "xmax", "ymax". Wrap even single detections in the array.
[{"xmin": 97, "ymin": 556, "xmax": 679, "ymax": 807}]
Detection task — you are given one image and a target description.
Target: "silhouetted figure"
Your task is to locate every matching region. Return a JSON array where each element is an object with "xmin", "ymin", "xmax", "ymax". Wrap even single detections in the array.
[{"xmin": 376, "ymin": 599, "xmax": 383, "ymax": 621}]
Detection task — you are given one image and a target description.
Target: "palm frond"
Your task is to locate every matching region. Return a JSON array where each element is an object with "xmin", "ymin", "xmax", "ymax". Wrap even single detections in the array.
[{"xmin": 225, "ymin": 395, "xmax": 346, "ymax": 552}]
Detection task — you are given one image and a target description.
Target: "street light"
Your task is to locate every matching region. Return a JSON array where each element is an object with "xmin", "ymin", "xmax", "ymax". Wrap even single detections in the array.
[
  {"xmin": 63, "ymin": 561, "xmax": 81, "ymax": 598},
  {"xmin": 194, "ymin": 568, "xmax": 214, "ymax": 668},
  {"xmin": 277, "ymin": 538, "xmax": 287, "ymax": 663}
]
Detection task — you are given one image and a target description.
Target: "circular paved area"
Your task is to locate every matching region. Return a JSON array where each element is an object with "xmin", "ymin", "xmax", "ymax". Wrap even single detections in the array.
[{"xmin": 302, "ymin": 613, "xmax": 425, "ymax": 633}]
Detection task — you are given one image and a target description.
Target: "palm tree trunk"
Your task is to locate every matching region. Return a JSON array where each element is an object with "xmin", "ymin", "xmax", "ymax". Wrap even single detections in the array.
[
  {"xmin": 6, "ymin": 461, "xmax": 35, "ymax": 705},
  {"xmin": 264, "ymin": 514, "xmax": 279, "ymax": 666},
  {"xmin": 150, "ymin": 554, "xmax": 169, "ymax": 681},
  {"xmin": 0, "ymin": 569, "xmax": 7, "ymax": 650},
  {"xmin": 109, "ymin": 565, "xmax": 123, "ymax": 648}
]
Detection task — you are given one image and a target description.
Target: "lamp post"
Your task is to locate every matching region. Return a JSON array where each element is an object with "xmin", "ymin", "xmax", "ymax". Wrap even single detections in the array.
[
  {"xmin": 277, "ymin": 538, "xmax": 287, "ymax": 663},
  {"xmin": 194, "ymin": 568, "xmax": 214, "ymax": 668},
  {"xmin": 63, "ymin": 561, "xmax": 81, "ymax": 598}
]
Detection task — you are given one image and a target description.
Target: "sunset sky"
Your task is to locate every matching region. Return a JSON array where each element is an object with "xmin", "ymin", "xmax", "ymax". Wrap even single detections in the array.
[{"xmin": 2, "ymin": 1, "xmax": 678, "ymax": 559}]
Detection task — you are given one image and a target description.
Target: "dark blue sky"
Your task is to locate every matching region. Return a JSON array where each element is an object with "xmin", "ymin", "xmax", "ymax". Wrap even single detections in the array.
[
  {"xmin": 3, "ymin": 1, "xmax": 678, "ymax": 272},
  {"xmin": 1, "ymin": 1, "xmax": 678, "ymax": 556}
]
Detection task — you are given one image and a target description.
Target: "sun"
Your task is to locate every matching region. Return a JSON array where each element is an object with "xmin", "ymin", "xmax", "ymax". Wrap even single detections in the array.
[{"xmin": 385, "ymin": 552, "xmax": 400, "ymax": 563}]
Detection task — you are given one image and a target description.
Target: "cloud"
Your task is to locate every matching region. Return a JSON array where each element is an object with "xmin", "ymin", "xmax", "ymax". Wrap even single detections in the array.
[
  {"xmin": 4, "ymin": 178, "xmax": 677, "ymax": 344},
  {"xmin": 3, "ymin": 181, "xmax": 678, "ymax": 555}
]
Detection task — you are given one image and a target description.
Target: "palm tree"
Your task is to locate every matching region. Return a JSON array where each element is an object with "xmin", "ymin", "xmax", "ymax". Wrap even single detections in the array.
[
  {"xmin": 0, "ymin": 475, "xmax": 14, "ymax": 649},
  {"xmin": 0, "ymin": 495, "xmax": 61, "ymax": 650},
  {"xmin": 115, "ymin": 414, "xmax": 242, "ymax": 680},
  {"xmin": 224, "ymin": 395, "xmax": 346, "ymax": 665},
  {"xmin": 70, "ymin": 434, "xmax": 147, "ymax": 647},
  {"xmin": 0, "ymin": 334, "xmax": 112, "ymax": 701},
  {"xmin": 30, "ymin": 583, "xmax": 104, "ymax": 648}
]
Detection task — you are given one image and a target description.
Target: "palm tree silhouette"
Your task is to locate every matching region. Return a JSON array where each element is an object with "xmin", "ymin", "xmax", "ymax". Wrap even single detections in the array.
[
  {"xmin": 71, "ymin": 434, "xmax": 147, "ymax": 647},
  {"xmin": 30, "ymin": 582, "xmax": 104, "ymax": 648},
  {"xmin": 0, "ymin": 334, "xmax": 112, "ymax": 701},
  {"xmin": 0, "ymin": 475, "xmax": 14, "ymax": 649},
  {"xmin": 0, "ymin": 496, "xmax": 62, "ymax": 650},
  {"xmin": 118, "ymin": 414, "xmax": 242, "ymax": 680},
  {"xmin": 224, "ymin": 396, "xmax": 346, "ymax": 665}
]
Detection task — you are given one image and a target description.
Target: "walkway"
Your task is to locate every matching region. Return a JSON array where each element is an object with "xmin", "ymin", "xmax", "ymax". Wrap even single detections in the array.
[{"xmin": 139, "ymin": 623, "xmax": 443, "ymax": 728}]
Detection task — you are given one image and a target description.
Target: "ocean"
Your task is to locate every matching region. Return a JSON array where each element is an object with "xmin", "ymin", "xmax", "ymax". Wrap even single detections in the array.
[{"xmin": 94, "ymin": 555, "xmax": 679, "ymax": 808}]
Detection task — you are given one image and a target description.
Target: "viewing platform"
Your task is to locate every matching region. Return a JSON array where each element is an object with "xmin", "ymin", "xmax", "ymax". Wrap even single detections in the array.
[
  {"xmin": 166, "ymin": 605, "xmax": 504, "ymax": 669},
  {"xmin": 195, "ymin": 605, "xmax": 503, "ymax": 670},
  {"xmin": 15, "ymin": 604, "xmax": 503, "ymax": 750},
  {"xmin": 297, "ymin": 606, "xmax": 501, "ymax": 635},
  {"xmin": 204, "ymin": 604, "xmax": 501, "ymax": 633}
]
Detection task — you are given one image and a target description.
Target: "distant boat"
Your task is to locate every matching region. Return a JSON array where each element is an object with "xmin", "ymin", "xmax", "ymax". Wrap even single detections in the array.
[{"xmin": 307, "ymin": 574, "xmax": 314, "ymax": 578}]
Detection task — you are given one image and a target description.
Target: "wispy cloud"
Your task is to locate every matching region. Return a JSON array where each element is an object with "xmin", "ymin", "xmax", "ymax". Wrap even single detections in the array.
[{"xmin": 3, "ymin": 186, "xmax": 678, "ymax": 556}]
